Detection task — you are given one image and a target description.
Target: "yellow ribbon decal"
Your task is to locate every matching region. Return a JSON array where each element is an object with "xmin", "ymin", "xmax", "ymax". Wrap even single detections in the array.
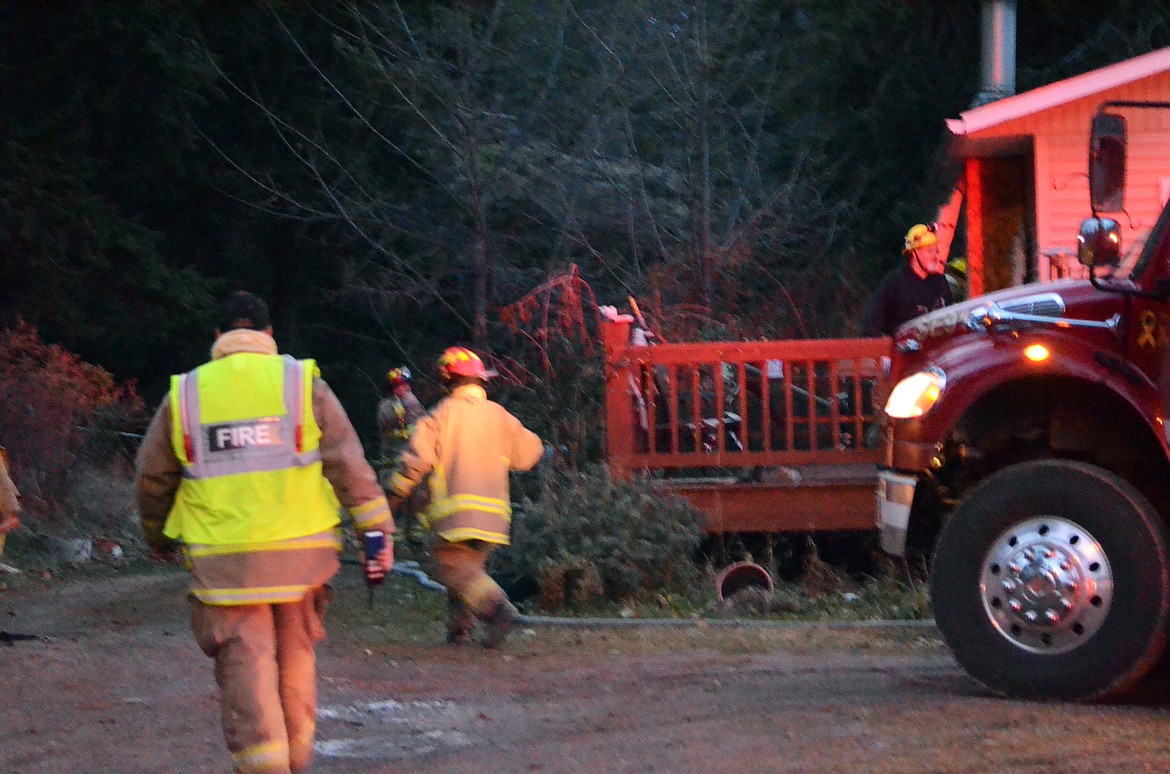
[{"xmin": 1138, "ymin": 310, "xmax": 1157, "ymax": 348}]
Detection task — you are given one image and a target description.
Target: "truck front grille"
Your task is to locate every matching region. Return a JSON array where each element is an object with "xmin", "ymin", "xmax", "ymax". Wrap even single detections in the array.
[{"xmin": 998, "ymin": 292, "xmax": 1065, "ymax": 318}]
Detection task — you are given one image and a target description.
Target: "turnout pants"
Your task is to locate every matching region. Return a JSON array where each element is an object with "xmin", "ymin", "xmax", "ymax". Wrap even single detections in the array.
[
  {"xmin": 191, "ymin": 587, "xmax": 329, "ymax": 773},
  {"xmin": 430, "ymin": 537, "xmax": 508, "ymax": 635}
]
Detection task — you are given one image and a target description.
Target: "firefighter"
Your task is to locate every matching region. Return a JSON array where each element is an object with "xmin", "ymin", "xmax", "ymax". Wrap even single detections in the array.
[
  {"xmin": 0, "ymin": 447, "xmax": 20, "ymax": 572},
  {"xmin": 945, "ymin": 255, "xmax": 969, "ymax": 301},
  {"xmin": 134, "ymin": 291, "xmax": 392, "ymax": 774},
  {"xmin": 386, "ymin": 346, "xmax": 544, "ymax": 648},
  {"xmin": 862, "ymin": 223, "xmax": 953, "ymax": 336},
  {"xmin": 377, "ymin": 366, "xmax": 427, "ymax": 548},
  {"xmin": 377, "ymin": 366, "xmax": 424, "ymax": 465}
]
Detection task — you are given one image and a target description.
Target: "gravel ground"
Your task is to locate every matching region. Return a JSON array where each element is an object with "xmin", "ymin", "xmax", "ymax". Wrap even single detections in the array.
[{"xmin": 4, "ymin": 566, "xmax": 1170, "ymax": 773}]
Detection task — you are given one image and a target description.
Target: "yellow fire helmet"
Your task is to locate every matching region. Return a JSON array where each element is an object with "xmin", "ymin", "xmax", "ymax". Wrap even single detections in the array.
[
  {"xmin": 386, "ymin": 366, "xmax": 412, "ymax": 388},
  {"xmin": 903, "ymin": 223, "xmax": 939, "ymax": 254},
  {"xmin": 946, "ymin": 256, "xmax": 967, "ymax": 277}
]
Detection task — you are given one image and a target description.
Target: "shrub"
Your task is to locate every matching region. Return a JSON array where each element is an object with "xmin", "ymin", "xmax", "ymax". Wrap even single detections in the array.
[
  {"xmin": 0, "ymin": 322, "xmax": 145, "ymax": 509},
  {"xmin": 494, "ymin": 464, "xmax": 704, "ymax": 611}
]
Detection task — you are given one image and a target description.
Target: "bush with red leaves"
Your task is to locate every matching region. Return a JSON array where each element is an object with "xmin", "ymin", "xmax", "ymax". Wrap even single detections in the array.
[{"xmin": 0, "ymin": 322, "xmax": 145, "ymax": 509}]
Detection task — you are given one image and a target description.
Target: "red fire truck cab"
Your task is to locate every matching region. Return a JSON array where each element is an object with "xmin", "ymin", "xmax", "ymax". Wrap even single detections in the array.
[{"xmin": 877, "ymin": 102, "xmax": 1170, "ymax": 701}]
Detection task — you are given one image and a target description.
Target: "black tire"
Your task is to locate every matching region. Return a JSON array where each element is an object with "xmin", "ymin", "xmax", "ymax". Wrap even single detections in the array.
[{"xmin": 930, "ymin": 459, "xmax": 1170, "ymax": 701}]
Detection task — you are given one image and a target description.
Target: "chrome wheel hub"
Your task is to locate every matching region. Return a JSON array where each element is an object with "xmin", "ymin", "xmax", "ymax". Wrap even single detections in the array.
[{"xmin": 979, "ymin": 516, "xmax": 1112, "ymax": 654}]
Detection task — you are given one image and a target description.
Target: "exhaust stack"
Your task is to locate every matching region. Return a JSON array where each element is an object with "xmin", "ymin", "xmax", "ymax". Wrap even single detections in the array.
[{"xmin": 972, "ymin": 0, "xmax": 1017, "ymax": 107}]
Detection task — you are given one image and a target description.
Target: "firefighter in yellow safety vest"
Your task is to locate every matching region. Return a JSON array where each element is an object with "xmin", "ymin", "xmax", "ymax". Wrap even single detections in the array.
[
  {"xmin": 135, "ymin": 291, "xmax": 392, "ymax": 774},
  {"xmin": 387, "ymin": 346, "xmax": 544, "ymax": 648}
]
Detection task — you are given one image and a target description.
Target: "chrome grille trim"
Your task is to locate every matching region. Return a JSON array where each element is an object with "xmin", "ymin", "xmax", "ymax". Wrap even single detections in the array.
[{"xmin": 997, "ymin": 292, "xmax": 1065, "ymax": 318}]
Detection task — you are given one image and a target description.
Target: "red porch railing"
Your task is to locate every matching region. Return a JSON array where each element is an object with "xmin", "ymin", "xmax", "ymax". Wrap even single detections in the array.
[
  {"xmin": 604, "ymin": 319, "xmax": 892, "ymax": 475},
  {"xmin": 602, "ymin": 319, "xmax": 893, "ymax": 532}
]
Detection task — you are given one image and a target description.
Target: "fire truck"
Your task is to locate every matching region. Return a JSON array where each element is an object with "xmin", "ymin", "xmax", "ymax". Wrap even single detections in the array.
[
  {"xmin": 603, "ymin": 102, "xmax": 1170, "ymax": 702},
  {"xmin": 877, "ymin": 101, "xmax": 1170, "ymax": 701}
]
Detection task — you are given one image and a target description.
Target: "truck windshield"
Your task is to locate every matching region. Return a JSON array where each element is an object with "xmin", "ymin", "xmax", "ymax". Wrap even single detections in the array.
[{"xmin": 1127, "ymin": 199, "xmax": 1170, "ymax": 281}]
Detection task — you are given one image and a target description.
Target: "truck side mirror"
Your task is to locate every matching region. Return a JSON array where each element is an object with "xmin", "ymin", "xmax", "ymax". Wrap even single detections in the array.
[
  {"xmin": 1077, "ymin": 217, "xmax": 1121, "ymax": 267},
  {"xmin": 1089, "ymin": 112, "xmax": 1126, "ymax": 213}
]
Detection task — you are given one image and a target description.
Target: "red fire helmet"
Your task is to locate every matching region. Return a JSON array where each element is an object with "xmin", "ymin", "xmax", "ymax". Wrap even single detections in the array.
[{"xmin": 437, "ymin": 346, "xmax": 488, "ymax": 381}]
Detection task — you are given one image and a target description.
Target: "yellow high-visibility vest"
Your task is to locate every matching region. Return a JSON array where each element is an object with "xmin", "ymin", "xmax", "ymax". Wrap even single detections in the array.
[{"xmin": 164, "ymin": 353, "xmax": 341, "ymax": 545}]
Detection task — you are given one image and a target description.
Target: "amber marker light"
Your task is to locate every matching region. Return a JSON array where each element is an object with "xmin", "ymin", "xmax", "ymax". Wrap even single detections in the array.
[{"xmin": 1023, "ymin": 343, "xmax": 1050, "ymax": 362}]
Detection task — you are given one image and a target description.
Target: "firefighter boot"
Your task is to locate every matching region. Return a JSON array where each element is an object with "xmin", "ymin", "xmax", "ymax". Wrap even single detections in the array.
[
  {"xmin": 446, "ymin": 592, "xmax": 473, "ymax": 645},
  {"xmin": 482, "ymin": 601, "xmax": 520, "ymax": 650}
]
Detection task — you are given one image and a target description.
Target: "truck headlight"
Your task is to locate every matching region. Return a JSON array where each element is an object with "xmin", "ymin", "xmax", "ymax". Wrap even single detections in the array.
[{"xmin": 884, "ymin": 367, "xmax": 946, "ymax": 418}]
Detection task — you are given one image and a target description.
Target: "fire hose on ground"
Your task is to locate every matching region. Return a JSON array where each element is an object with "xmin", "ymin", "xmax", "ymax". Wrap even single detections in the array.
[{"xmin": 346, "ymin": 557, "xmax": 936, "ymax": 631}]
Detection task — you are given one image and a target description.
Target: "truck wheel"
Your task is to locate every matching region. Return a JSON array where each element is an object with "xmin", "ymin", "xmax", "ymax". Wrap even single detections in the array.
[{"xmin": 930, "ymin": 459, "xmax": 1170, "ymax": 701}]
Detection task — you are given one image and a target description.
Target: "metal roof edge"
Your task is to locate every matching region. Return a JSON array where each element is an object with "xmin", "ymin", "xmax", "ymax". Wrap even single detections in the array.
[{"xmin": 949, "ymin": 46, "xmax": 1170, "ymax": 136}]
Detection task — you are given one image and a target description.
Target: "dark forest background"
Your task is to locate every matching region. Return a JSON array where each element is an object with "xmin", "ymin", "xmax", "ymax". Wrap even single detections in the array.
[{"xmin": 2, "ymin": 0, "xmax": 1170, "ymax": 463}]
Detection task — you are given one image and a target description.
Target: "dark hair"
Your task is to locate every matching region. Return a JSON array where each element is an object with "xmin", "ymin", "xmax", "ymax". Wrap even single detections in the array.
[{"xmin": 218, "ymin": 291, "xmax": 271, "ymax": 332}]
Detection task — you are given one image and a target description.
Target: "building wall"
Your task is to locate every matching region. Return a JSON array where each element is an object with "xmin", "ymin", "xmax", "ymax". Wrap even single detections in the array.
[{"xmin": 964, "ymin": 72, "xmax": 1170, "ymax": 283}]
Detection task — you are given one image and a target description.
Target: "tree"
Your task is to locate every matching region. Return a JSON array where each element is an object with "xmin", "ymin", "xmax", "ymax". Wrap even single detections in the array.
[{"xmin": 0, "ymin": 5, "xmax": 219, "ymax": 390}]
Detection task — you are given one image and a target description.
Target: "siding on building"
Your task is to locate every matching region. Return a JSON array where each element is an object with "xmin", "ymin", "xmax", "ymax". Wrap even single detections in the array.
[{"xmin": 956, "ymin": 71, "xmax": 1170, "ymax": 284}]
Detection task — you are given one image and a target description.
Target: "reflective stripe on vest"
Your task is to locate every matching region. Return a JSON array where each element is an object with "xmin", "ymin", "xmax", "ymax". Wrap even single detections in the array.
[
  {"xmin": 390, "ymin": 399, "xmax": 411, "ymax": 440},
  {"xmin": 178, "ymin": 356, "xmax": 319, "ymax": 479}
]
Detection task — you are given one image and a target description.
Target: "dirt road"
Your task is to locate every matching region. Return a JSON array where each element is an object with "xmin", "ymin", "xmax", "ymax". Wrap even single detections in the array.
[{"xmin": 4, "ymin": 567, "xmax": 1170, "ymax": 773}]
